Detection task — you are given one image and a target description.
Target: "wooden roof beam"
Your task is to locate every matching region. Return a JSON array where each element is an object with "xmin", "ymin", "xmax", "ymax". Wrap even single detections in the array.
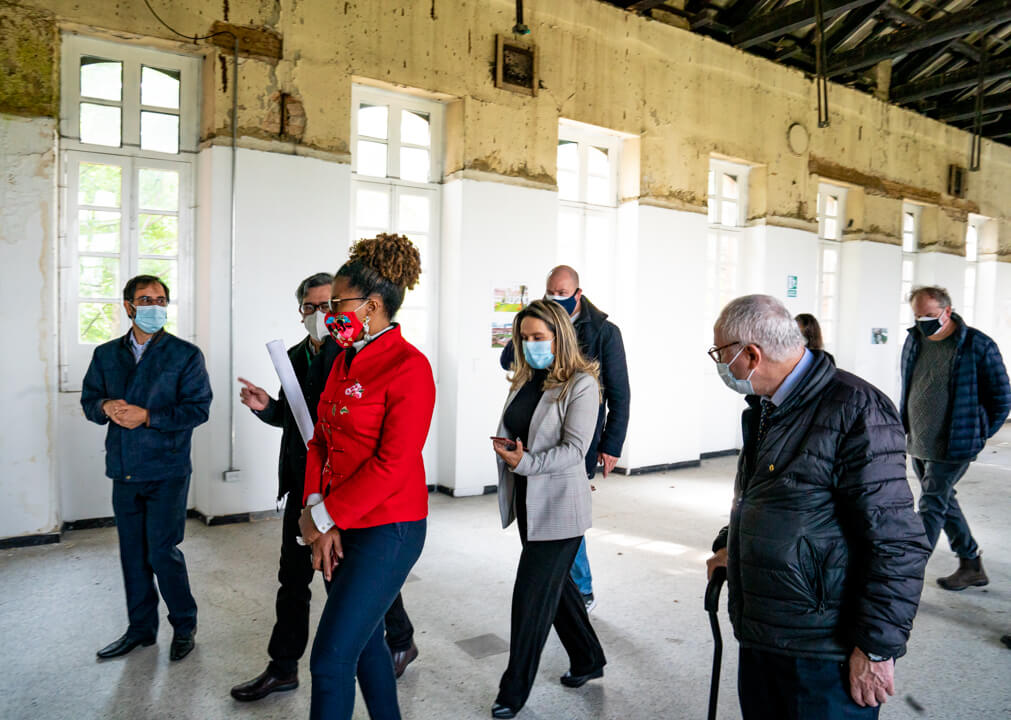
[{"xmin": 733, "ymin": 0, "xmax": 883, "ymax": 50}]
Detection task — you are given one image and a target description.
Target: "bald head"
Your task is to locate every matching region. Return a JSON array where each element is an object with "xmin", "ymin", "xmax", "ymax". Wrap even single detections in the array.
[{"xmin": 547, "ymin": 265, "xmax": 580, "ymax": 289}]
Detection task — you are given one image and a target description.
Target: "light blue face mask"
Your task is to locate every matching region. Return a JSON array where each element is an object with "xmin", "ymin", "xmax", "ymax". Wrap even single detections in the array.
[
  {"xmin": 716, "ymin": 346, "xmax": 756, "ymax": 395},
  {"xmin": 134, "ymin": 305, "xmax": 168, "ymax": 334},
  {"xmin": 523, "ymin": 340, "xmax": 555, "ymax": 369}
]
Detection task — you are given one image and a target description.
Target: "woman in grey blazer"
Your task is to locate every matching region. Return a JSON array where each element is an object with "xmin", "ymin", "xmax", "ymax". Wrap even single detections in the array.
[{"xmin": 490, "ymin": 300, "xmax": 607, "ymax": 719}]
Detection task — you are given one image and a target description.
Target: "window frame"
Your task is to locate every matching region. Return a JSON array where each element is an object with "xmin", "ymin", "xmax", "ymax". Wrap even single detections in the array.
[
  {"xmin": 60, "ymin": 34, "xmax": 201, "ymax": 158},
  {"xmin": 963, "ymin": 214, "xmax": 987, "ymax": 324},
  {"xmin": 557, "ymin": 121, "xmax": 623, "ymax": 208},
  {"xmin": 817, "ymin": 183, "xmax": 847, "ymax": 241},
  {"xmin": 350, "ymin": 84, "xmax": 445, "ymax": 186},
  {"xmin": 817, "ymin": 240, "xmax": 841, "ymax": 351},
  {"xmin": 899, "ymin": 202, "xmax": 921, "ymax": 327},
  {"xmin": 59, "ymin": 34, "xmax": 199, "ymax": 392},
  {"xmin": 707, "ymin": 158, "xmax": 750, "ymax": 229}
]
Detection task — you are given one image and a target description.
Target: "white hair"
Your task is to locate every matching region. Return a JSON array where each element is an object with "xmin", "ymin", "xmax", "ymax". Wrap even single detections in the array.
[{"xmin": 715, "ymin": 294, "xmax": 806, "ymax": 362}]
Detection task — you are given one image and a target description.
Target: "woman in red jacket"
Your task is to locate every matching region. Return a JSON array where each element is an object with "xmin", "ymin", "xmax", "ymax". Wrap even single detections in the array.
[{"xmin": 297, "ymin": 234, "xmax": 435, "ymax": 720}]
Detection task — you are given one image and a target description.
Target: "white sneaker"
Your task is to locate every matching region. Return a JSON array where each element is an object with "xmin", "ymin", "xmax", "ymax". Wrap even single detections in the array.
[{"xmin": 582, "ymin": 593, "xmax": 596, "ymax": 613}]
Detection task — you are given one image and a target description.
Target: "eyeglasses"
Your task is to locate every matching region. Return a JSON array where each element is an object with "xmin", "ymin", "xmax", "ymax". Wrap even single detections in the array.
[
  {"xmin": 326, "ymin": 296, "xmax": 368, "ymax": 314},
  {"xmin": 707, "ymin": 341, "xmax": 741, "ymax": 364},
  {"xmin": 131, "ymin": 296, "xmax": 169, "ymax": 307},
  {"xmin": 299, "ymin": 301, "xmax": 329, "ymax": 315}
]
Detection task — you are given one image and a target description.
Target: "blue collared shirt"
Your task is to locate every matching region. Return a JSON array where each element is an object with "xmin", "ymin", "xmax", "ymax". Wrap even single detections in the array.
[
  {"xmin": 770, "ymin": 348, "xmax": 814, "ymax": 407},
  {"xmin": 128, "ymin": 330, "xmax": 150, "ymax": 363}
]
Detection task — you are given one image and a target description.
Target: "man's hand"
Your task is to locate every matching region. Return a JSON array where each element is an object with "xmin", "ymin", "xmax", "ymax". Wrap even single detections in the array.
[
  {"xmin": 299, "ymin": 505, "xmax": 322, "ymax": 546},
  {"xmin": 113, "ymin": 404, "xmax": 149, "ymax": 429},
  {"xmin": 598, "ymin": 452, "xmax": 619, "ymax": 478},
  {"xmin": 848, "ymin": 647, "xmax": 895, "ymax": 707},
  {"xmin": 311, "ymin": 529, "xmax": 344, "ymax": 581},
  {"xmin": 102, "ymin": 399, "xmax": 128, "ymax": 425},
  {"xmin": 706, "ymin": 547, "xmax": 728, "ymax": 581},
  {"xmin": 493, "ymin": 438, "xmax": 525, "ymax": 469},
  {"xmin": 238, "ymin": 377, "xmax": 270, "ymax": 412}
]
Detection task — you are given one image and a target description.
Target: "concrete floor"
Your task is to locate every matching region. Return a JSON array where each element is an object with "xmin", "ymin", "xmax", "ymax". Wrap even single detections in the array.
[{"xmin": 2, "ymin": 429, "xmax": 1010, "ymax": 720}]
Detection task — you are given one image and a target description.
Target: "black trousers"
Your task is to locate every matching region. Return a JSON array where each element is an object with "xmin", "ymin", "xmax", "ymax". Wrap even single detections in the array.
[
  {"xmin": 267, "ymin": 496, "xmax": 415, "ymax": 675},
  {"xmin": 112, "ymin": 476, "xmax": 197, "ymax": 638},
  {"xmin": 738, "ymin": 647, "xmax": 880, "ymax": 720},
  {"xmin": 496, "ymin": 495, "xmax": 605, "ymax": 710}
]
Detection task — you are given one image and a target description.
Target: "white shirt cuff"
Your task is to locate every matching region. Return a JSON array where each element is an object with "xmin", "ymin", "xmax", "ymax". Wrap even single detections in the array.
[
  {"xmin": 305, "ymin": 493, "xmax": 323, "ymax": 505},
  {"xmin": 310, "ymin": 499, "xmax": 336, "ymax": 534}
]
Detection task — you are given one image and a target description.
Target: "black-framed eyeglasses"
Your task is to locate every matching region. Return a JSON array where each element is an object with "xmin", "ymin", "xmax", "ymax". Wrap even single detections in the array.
[
  {"xmin": 326, "ymin": 296, "xmax": 368, "ymax": 314},
  {"xmin": 299, "ymin": 301, "xmax": 329, "ymax": 315},
  {"xmin": 707, "ymin": 341, "xmax": 740, "ymax": 364},
  {"xmin": 131, "ymin": 296, "xmax": 169, "ymax": 307}
]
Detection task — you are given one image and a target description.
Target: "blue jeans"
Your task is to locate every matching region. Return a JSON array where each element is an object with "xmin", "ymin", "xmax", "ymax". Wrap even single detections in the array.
[
  {"xmin": 912, "ymin": 457, "xmax": 979, "ymax": 558},
  {"xmin": 111, "ymin": 476, "xmax": 197, "ymax": 638},
  {"xmin": 569, "ymin": 537, "xmax": 593, "ymax": 595},
  {"xmin": 739, "ymin": 647, "xmax": 879, "ymax": 720},
  {"xmin": 309, "ymin": 519, "xmax": 426, "ymax": 720}
]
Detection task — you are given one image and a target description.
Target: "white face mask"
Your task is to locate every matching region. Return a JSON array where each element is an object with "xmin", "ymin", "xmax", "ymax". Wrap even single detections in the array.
[
  {"xmin": 717, "ymin": 347, "xmax": 756, "ymax": 395},
  {"xmin": 303, "ymin": 310, "xmax": 328, "ymax": 342}
]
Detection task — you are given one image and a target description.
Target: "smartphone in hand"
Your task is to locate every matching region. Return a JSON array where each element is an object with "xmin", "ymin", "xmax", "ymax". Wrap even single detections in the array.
[{"xmin": 490, "ymin": 436, "xmax": 517, "ymax": 451}]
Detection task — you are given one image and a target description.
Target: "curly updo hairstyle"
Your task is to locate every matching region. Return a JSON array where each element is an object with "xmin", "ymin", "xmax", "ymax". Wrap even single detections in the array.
[{"xmin": 336, "ymin": 233, "xmax": 421, "ymax": 319}]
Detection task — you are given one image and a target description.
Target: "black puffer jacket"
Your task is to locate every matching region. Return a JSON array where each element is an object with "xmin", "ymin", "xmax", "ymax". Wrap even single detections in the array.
[{"xmin": 713, "ymin": 351, "xmax": 930, "ymax": 661}]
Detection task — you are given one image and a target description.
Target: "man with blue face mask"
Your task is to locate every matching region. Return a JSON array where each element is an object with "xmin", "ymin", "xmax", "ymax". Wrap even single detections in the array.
[
  {"xmin": 499, "ymin": 265, "xmax": 630, "ymax": 613},
  {"xmin": 900, "ymin": 286, "xmax": 1010, "ymax": 591},
  {"xmin": 81, "ymin": 275, "xmax": 212, "ymax": 663},
  {"xmin": 706, "ymin": 294, "xmax": 929, "ymax": 720}
]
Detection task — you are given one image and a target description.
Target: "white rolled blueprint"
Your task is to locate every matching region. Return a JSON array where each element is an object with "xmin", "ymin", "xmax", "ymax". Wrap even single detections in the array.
[{"xmin": 266, "ymin": 339, "xmax": 314, "ymax": 447}]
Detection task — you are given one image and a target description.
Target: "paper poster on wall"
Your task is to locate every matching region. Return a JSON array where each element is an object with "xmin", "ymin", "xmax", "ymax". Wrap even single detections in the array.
[
  {"xmin": 871, "ymin": 328, "xmax": 888, "ymax": 344},
  {"xmin": 491, "ymin": 321, "xmax": 513, "ymax": 349},
  {"xmin": 786, "ymin": 275, "xmax": 798, "ymax": 298},
  {"xmin": 493, "ymin": 285, "xmax": 528, "ymax": 313}
]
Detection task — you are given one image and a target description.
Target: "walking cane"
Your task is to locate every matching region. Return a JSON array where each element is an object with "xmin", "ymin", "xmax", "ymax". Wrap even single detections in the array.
[{"xmin": 705, "ymin": 566, "xmax": 728, "ymax": 720}]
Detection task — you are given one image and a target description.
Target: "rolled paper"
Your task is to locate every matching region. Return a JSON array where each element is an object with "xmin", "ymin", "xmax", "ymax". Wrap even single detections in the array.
[{"xmin": 266, "ymin": 339, "xmax": 314, "ymax": 447}]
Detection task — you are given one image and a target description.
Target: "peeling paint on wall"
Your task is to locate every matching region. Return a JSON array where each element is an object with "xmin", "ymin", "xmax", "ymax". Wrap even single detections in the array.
[{"xmin": 0, "ymin": 2, "xmax": 57, "ymax": 118}]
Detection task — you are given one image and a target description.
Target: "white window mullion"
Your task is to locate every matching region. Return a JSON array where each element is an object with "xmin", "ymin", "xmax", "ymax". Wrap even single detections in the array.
[
  {"xmin": 388, "ymin": 104, "xmax": 402, "ymax": 180},
  {"xmin": 122, "ymin": 61, "xmax": 141, "ymax": 149}
]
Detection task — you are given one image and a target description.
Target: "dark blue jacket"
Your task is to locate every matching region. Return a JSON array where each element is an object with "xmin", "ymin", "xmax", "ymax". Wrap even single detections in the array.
[
  {"xmin": 900, "ymin": 314, "xmax": 1011, "ymax": 462},
  {"xmin": 500, "ymin": 296, "xmax": 630, "ymax": 475},
  {"xmin": 81, "ymin": 330, "xmax": 213, "ymax": 482}
]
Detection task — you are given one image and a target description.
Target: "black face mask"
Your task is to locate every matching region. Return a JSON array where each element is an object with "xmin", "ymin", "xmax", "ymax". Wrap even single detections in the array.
[{"xmin": 916, "ymin": 315, "xmax": 944, "ymax": 337}]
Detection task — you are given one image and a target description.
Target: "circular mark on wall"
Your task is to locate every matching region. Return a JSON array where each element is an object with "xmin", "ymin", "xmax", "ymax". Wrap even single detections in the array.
[{"xmin": 787, "ymin": 123, "xmax": 809, "ymax": 156}]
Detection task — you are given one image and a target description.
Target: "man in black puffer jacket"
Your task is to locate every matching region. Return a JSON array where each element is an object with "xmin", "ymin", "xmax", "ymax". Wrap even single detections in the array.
[{"xmin": 706, "ymin": 295, "xmax": 930, "ymax": 720}]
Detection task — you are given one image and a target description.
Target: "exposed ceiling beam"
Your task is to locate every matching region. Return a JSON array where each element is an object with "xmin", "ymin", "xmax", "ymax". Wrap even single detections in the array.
[
  {"xmin": 827, "ymin": 1, "xmax": 1011, "ymax": 77},
  {"xmin": 627, "ymin": 0, "xmax": 669, "ymax": 12},
  {"xmin": 892, "ymin": 55, "xmax": 1011, "ymax": 102},
  {"xmin": 936, "ymin": 93, "xmax": 1011, "ymax": 121},
  {"xmin": 733, "ymin": 0, "xmax": 883, "ymax": 50},
  {"xmin": 880, "ymin": 2, "xmax": 983, "ymax": 63},
  {"xmin": 826, "ymin": 0, "xmax": 890, "ymax": 53}
]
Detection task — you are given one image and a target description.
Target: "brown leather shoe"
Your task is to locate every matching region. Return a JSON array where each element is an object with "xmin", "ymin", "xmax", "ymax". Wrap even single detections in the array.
[
  {"xmin": 937, "ymin": 556, "xmax": 989, "ymax": 591},
  {"xmin": 391, "ymin": 642, "xmax": 419, "ymax": 678},
  {"xmin": 231, "ymin": 667, "xmax": 299, "ymax": 701}
]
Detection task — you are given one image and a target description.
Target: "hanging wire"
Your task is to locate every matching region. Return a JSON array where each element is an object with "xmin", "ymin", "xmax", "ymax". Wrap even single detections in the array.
[
  {"xmin": 141, "ymin": 0, "xmax": 243, "ymax": 473},
  {"xmin": 970, "ymin": 50, "xmax": 986, "ymax": 171},
  {"xmin": 814, "ymin": 0, "xmax": 830, "ymax": 128}
]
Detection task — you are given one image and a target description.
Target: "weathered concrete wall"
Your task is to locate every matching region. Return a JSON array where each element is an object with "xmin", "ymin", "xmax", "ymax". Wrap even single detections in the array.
[
  {"xmin": 5, "ymin": 0, "xmax": 1009, "ymax": 257},
  {"xmin": 0, "ymin": 1, "xmax": 57, "ymax": 118},
  {"xmin": 0, "ymin": 114, "xmax": 59, "ymax": 538}
]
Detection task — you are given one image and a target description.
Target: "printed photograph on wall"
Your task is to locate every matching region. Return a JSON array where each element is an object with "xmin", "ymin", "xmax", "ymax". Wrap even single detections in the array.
[
  {"xmin": 493, "ymin": 284, "xmax": 528, "ymax": 313},
  {"xmin": 491, "ymin": 321, "xmax": 514, "ymax": 349},
  {"xmin": 871, "ymin": 328, "xmax": 888, "ymax": 345}
]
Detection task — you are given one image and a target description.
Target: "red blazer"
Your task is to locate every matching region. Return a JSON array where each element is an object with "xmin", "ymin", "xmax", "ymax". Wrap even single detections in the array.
[{"xmin": 303, "ymin": 325, "xmax": 435, "ymax": 529}]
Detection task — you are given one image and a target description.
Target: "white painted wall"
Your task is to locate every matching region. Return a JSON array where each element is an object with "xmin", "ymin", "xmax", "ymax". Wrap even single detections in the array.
[
  {"xmin": 437, "ymin": 179, "xmax": 558, "ymax": 495},
  {"xmin": 6, "ymin": 135, "xmax": 1011, "ymax": 539},
  {"xmin": 190, "ymin": 147, "xmax": 352, "ymax": 518},
  {"xmin": 837, "ymin": 240, "xmax": 905, "ymax": 403},
  {"xmin": 0, "ymin": 115, "xmax": 60, "ymax": 538}
]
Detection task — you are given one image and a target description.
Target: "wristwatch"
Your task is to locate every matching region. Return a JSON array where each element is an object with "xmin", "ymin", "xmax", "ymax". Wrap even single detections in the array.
[{"xmin": 865, "ymin": 651, "xmax": 891, "ymax": 663}]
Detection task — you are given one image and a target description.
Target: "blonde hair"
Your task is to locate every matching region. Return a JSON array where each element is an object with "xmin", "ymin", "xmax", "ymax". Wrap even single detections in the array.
[{"xmin": 508, "ymin": 299, "xmax": 600, "ymax": 401}]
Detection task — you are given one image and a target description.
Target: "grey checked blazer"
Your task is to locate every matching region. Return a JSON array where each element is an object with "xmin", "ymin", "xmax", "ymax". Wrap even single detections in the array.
[{"xmin": 496, "ymin": 371, "xmax": 600, "ymax": 541}]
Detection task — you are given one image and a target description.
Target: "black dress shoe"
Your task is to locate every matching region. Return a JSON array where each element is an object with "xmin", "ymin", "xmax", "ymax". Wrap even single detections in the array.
[
  {"xmin": 491, "ymin": 702, "xmax": 518, "ymax": 718},
  {"xmin": 96, "ymin": 632, "xmax": 156, "ymax": 659},
  {"xmin": 560, "ymin": 666, "xmax": 604, "ymax": 688},
  {"xmin": 231, "ymin": 667, "xmax": 299, "ymax": 701},
  {"xmin": 391, "ymin": 641, "xmax": 419, "ymax": 678},
  {"xmin": 169, "ymin": 629, "xmax": 196, "ymax": 662}
]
